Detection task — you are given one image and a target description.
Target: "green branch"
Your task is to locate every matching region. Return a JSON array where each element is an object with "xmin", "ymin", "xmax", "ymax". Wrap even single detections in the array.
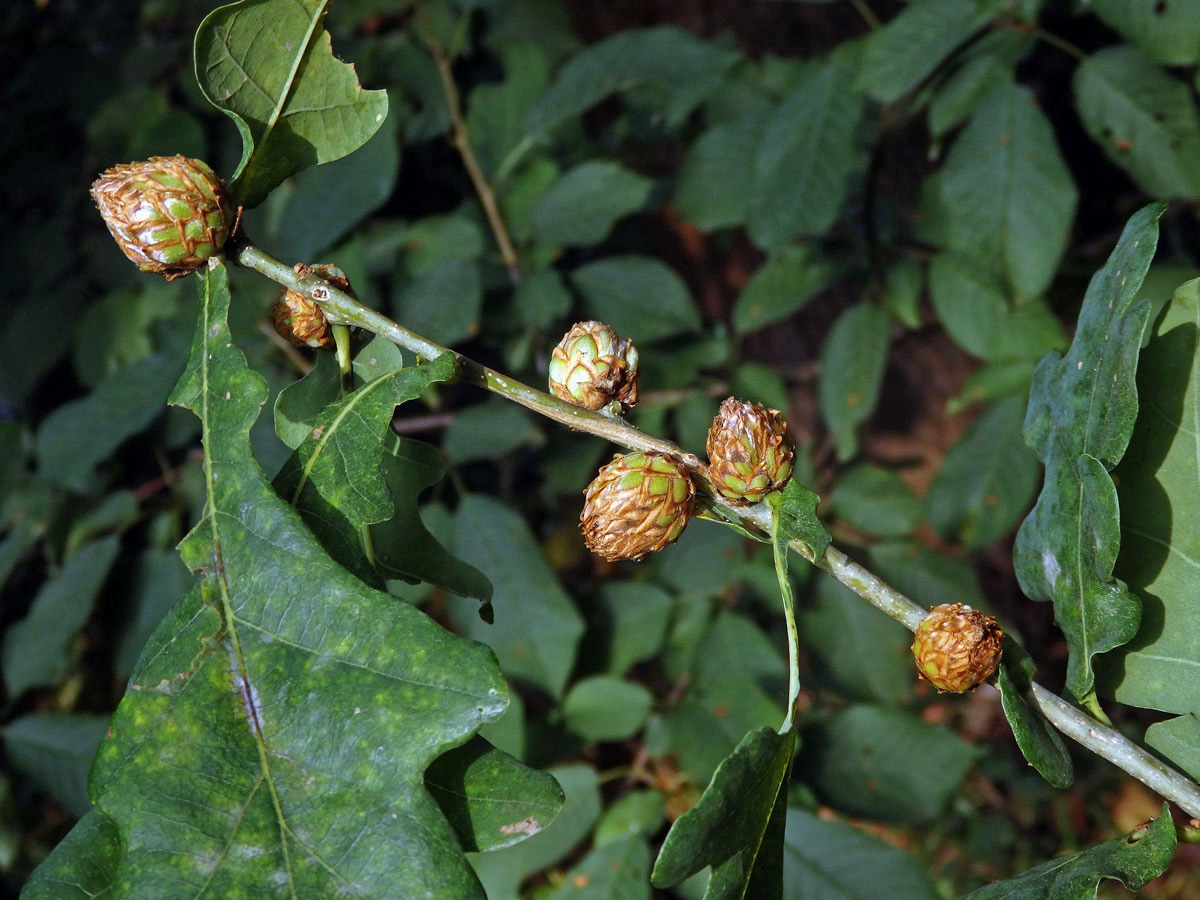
[{"xmin": 227, "ymin": 241, "xmax": 1200, "ymax": 821}]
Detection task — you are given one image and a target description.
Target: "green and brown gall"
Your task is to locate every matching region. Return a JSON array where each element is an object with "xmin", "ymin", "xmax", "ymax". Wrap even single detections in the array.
[
  {"xmin": 911, "ymin": 603, "xmax": 1003, "ymax": 693},
  {"xmin": 91, "ymin": 155, "xmax": 234, "ymax": 280},
  {"xmin": 706, "ymin": 398, "xmax": 794, "ymax": 503},
  {"xmin": 548, "ymin": 321, "xmax": 640, "ymax": 412},
  {"xmin": 581, "ymin": 452, "xmax": 695, "ymax": 561},
  {"xmin": 269, "ymin": 264, "xmax": 354, "ymax": 348}
]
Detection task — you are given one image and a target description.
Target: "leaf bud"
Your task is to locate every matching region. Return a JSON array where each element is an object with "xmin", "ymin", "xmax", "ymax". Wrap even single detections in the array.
[
  {"xmin": 911, "ymin": 603, "xmax": 1004, "ymax": 693},
  {"xmin": 90, "ymin": 155, "xmax": 234, "ymax": 280},
  {"xmin": 548, "ymin": 321, "xmax": 640, "ymax": 412},
  {"xmin": 581, "ymin": 452, "xmax": 695, "ymax": 561}
]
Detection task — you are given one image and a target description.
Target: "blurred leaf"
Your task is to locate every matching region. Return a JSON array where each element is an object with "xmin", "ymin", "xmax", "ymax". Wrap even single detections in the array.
[
  {"xmin": 273, "ymin": 352, "xmax": 341, "ymax": 449},
  {"xmin": 1073, "ymin": 46, "xmax": 1200, "ymax": 199},
  {"xmin": 783, "ymin": 808, "xmax": 940, "ymax": 900},
  {"xmin": 1145, "ymin": 714, "xmax": 1200, "ymax": 781},
  {"xmin": 352, "ymin": 333, "xmax": 406, "ymax": 385},
  {"xmin": 868, "ymin": 541, "xmax": 987, "ymax": 610},
  {"xmin": 469, "ymin": 765, "xmax": 602, "ymax": 900},
  {"xmin": 273, "ymin": 354, "xmax": 456, "ymax": 579},
  {"xmin": 64, "ymin": 491, "xmax": 139, "ymax": 557},
  {"xmin": 1014, "ymin": 204, "xmax": 1163, "ymax": 699},
  {"xmin": 674, "ymin": 107, "xmax": 770, "ymax": 231},
  {"xmin": 50, "ymin": 262, "xmax": 508, "ymax": 897},
  {"xmin": 525, "ymin": 27, "xmax": 739, "ymax": 135},
  {"xmin": 514, "ymin": 268, "xmax": 572, "ymax": 330},
  {"xmin": 425, "ymin": 736, "xmax": 564, "ymax": 853},
  {"xmin": 939, "ymin": 83, "xmax": 1077, "ymax": 299},
  {"xmin": 926, "ymin": 395, "xmax": 1039, "ymax": 548},
  {"xmin": 194, "ymin": 0, "xmax": 389, "ymax": 207},
  {"xmin": 928, "ymin": 255, "xmax": 1066, "ymax": 361},
  {"xmin": 562, "ymin": 676, "xmax": 654, "ymax": 743},
  {"xmin": 2, "ymin": 537, "xmax": 119, "ymax": 697},
  {"xmin": 596, "ymin": 581, "xmax": 673, "ymax": 676},
  {"xmin": 819, "ymin": 303, "xmax": 890, "ymax": 462},
  {"xmin": 1101, "ymin": 280, "xmax": 1200, "ymax": 759},
  {"xmin": 947, "ymin": 359, "xmax": 1036, "ymax": 414},
  {"xmin": 242, "ymin": 121, "xmax": 400, "ymax": 261},
  {"xmin": 1091, "ymin": 0, "xmax": 1200, "ymax": 66},
  {"xmin": 2, "ymin": 713, "xmax": 109, "ymax": 816},
  {"xmin": 773, "ymin": 478, "xmax": 830, "ymax": 562},
  {"xmin": 997, "ymin": 641, "xmax": 1073, "ymax": 789},
  {"xmin": 960, "ymin": 804, "xmax": 1175, "ymax": 899},
  {"xmin": 467, "ymin": 42, "xmax": 549, "ymax": 178},
  {"xmin": 393, "ymin": 258, "xmax": 483, "ymax": 346},
  {"xmin": 830, "ymin": 464, "xmax": 921, "ymax": 539},
  {"xmin": 645, "ymin": 613, "xmax": 785, "ymax": 783},
  {"xmin": 35, "ymin": 353, "xmax": 179, "ymax": 492},
  {"xmin": 546, "ymin": 836, "xmax": 651, "ymax": 900},
  {"xmin": 572, "ymin": 256, "xmax": 701, "ymax": 342},
  {"xmin": 729, "ymin": 363, "xmax": 790, "ymax": 414},
  {"xmin": 799, "ymin": 705, "xmax": 979, "ymax": 823},
  {"xmin": 651, "ymin": 519, "xmax": 746, "ymax": 601},
  {"xmin": 532, "ymin": 161, "xmax": 654, "ymax": 246},
  {"xmin": 371, "ymin": 437, "xmax": 493, "ymax": 602},
  {"xmin": 20, "ymin": 809, "xmax": 120, "ymax": 900},
  {"xmin": 929, "ymin": 55, "xmax": 1011, "ymax": 138},
  {"xmin": 451, "ymin": 494, "xmax": 584, "ymax": 698},
  {"xmin": 445, "ymin": 400, "xmax": 543, "ymax": 464},
  {"xmin": 115, "ymin": 548, "xmax": 196, "ymax": 680},
  {"xmin": 882, "ymin": 258, "xmax": 923, "ymax": 329},
  {"xmin": 594, "ymin": 791, "xmax": 665, "ymax": 847},
  {"xmin": 0, "ymin": 286, "xmax": 82, "ymax": 408},
  {"xmin": 798, "ymin": 575, "xmax": 914, "ymax": 706},
  {"xmin": 652, "ymin": 726, "xmax": 794, "ymax": 899},
  {"xmin": 749, "ymin": 49, "xmax": 864, "ymax": 249},
  {"xmin": 856, "ymin": 0, "xmax": 992, "ymax": 103},
  {"xmin": 733, "ymin": 246, "xmax": 839, "ymax": 334}
]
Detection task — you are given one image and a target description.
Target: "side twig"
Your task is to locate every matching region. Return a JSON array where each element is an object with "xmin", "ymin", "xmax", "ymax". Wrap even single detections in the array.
[{"xmin": 228, "ymin": 241, "xmax": 1200, "ymax": 820}]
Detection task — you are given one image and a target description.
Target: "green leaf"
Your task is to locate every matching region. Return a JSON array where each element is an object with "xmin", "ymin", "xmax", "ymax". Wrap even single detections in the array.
[
  {"xmin": 928, "ymin": 254, "xmax": 1066, "ymax": 361},
  {"xmin": 35, "ymin": 353, "xmax": 179, "ymax": 492},
  {"xmin": 732, "ymin": 247, "xmax": 839, "ymax": 335},
  {"xmin": 594, "ymin": 791, "xmax": 665, "ymax": 847},
  {"xmin": 370, "ymin": 436, "xmax": 493, "ymax": 603},
  {"xmin": 451, "ymin": 494, "xmax": 584, "ymax": 698},
  {"xmin": 532, "ymin": 161, "xmax": 654, "ymax": 246},
  {"xmin": 1014, "ymin": 203, "xmax": 1164, "ymax": 699},
  {"xmin": 469, "ymin": 765, "xmax": 602, "ymax": 900},
  {"xmin": 572, "ymin": 256, "xmax": 701, "ymax": 342},
  {"xmin": 830, "ymin": 464, "xmax": 922, "ymax": 540},
  {"xmin": 939, "ymin": 82, "xmax": 1077, "ymax": 300},
  {"xmin": 20, "ymin": 808, "xmax": 120, "ymax": 900},
  {"xmin": 1073, "ymin": 46, "xmax": 1200, "ymax": 199},
  {"xmin": 525, "ymin": 27, "xmax": 739, "ymax": 136},
  {"xmin": 514, "ymin": 268, "xmax": 572, "ymax": 330},
  {"xmin": 273, "ymin": 352, "xmax": 342, "ymax": 449},
  {"xmin": 674, "ymin": 108, "xmax": 770, "ymax": 232},
  {"xmin": 748, "ymin": 50, "xmax": 864, "ymax": 249},
  {"xmin": 2, "ymin": 537, "xmax": 119, "ymax": 697},
  {"xmin": 882, "ymin": 258, "xmax": 923, "ymax": 330},
  {"xmin": 1102, "ymin": 279, "xmax": 1200, "ymax": 746},
  {"xmin": 799, "ymin": 705, "xmax": 979, "ymax": 823},
  {"xmin": 996, "ymin": 641, "xmax": 1073, "ymax": 789},
  {"xmin": 562, "ymin": 676, "xmax": 654, "ymax": 743},
  {"xmin": 392, "ymin": 258, "xmax": 483, "ymax": 347},
  {"xmin": 929, "ymin": 54, "xmax": 1012, "ymax": 138},
  {"xmin": 926, "ymin": 395, "xmax": 1040, "ymax": 549},
  {"xmin": 546, "ymin": 837, "xmax": 651, "ymax": 900},
  {"xmin": 194, "ymin": 0, "xmax": 389, "ymax": 207},
  {"xmin": 783, "ymin": 808, "xmax": 940, "ymax": 900},
  {"xmin": 818, "ymin": 304, "xmax": 890, "ymax": 462},
  {"xmin": 1091, "ymin": 0, "xmax": 1200, "ymax": 66},
  {"xmin": 1145, "ymin": 714, "xmax": 1200, "ymax": 781},
  {"xmin": 797, "ymin": 575, "xmax": 915, "ymax": 706},
  {"xmin": 115, "ymin": 548, "xmax": 196, "ymax": 680},
  {"xmin": 868, "ymin": 541, "xmax": 987, "ymax": 610},
  {"xmin": 960, "ymin": 804, "xmax": 1176, "ymax": 899},
  {"xmin": 466, "ymin": 42, "xmax": 549, "ymax": 179},
  {"xmin": 772, "ymin": 478, "xmax": 831, "ymax": 563},
  {"xmin": 856, "ymin": 0, "xmax": 992, "ymax": 103},
  {"xmin": 59, "ymin": 262, "xmax": 507, "ymax": 897},
  {"xmin": 2, "ymin": 713, "xmax": 109, "ymax": 817},
  {"xmin": 652, "ymin": 726, "xmax": 795, "ymax": 898},
  {"xmin": 273, "ymin": 354, "xmax": 455, "ymax": 581},
  {"xmin": 425, "ymin": 736, "xmax": 564, "ymax": 853}
]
